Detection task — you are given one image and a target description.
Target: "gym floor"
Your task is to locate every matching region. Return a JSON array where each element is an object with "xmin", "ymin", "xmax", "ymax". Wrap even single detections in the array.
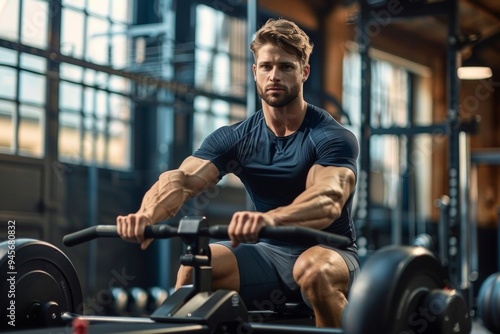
[{"xmin": 472, "ymin": 321, "xmax": 491, "ymax": 334}]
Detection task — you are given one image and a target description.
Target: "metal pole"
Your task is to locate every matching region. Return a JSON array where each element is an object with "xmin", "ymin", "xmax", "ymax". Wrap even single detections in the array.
[
  {"xmin": 459, "ymin": 132, "xmax": 471, "ymax": 305},
  {"xmin": 246, "ymin": 0, "xmax": 258, "ymax": 211},
  {"xmin": 392, "ymin": 138, "xmax": 403, "ymax": 245},
  {"xmin": 246, "ymin": 0, "xmax": 257, "ymax": 119},
  {"xmin": 498, "ymin": 206, "xmax": 500, "ymax": 271},
  {"xmin": 437, "ymin": 195, "xmax": 450, "ymax": 268},
  {"xmin": 469, "ymin": 164, "xmax": 479, "ymax": 286},
  {"xmin": 356, "ymin": 0, "xmax": 373, "ymax": 250},
  {"xmin": 446, "ymin": 0, "xmax": 461, "ymax": 290}
]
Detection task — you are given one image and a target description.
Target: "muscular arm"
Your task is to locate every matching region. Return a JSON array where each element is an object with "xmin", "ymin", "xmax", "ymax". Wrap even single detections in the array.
[
  {"xmin": 267, "ymin": 164, "xmax": 356, "ymax": 229},
  {"xmin": 138, "ymin": 156, "xmax": 220, "ymax": 222},
  {"xmin": 229, "ymin": 164, "xmax": 356, "ymax": 246},
  {"xmin": 117, "ymin": 156, "xmax": 220, "ymax": 248}
]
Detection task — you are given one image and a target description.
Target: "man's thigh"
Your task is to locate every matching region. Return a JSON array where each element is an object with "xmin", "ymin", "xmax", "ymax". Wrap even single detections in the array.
[{"xmin": 211, "ymin": 241, "xmax": 287, "ymax": 310}]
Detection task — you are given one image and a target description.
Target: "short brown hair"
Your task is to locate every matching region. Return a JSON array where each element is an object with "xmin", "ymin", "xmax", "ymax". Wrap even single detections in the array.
[{"xmin": 250, "ymin": 18, "xmax": 314, "ymax": 66}]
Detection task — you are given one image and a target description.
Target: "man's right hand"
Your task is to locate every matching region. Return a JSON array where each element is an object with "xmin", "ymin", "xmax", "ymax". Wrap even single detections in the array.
[{"xmin": 116, "ymin": 213, "xmax": 154, "ymax": 250}]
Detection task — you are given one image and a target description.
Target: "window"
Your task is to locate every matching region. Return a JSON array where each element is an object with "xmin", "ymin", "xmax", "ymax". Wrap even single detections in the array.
[
  {"xmin": 193, "ymin": 5, "xmax": 247, "ymax": 186},
  {"xmin": 343, "ymin": 47, "xmax": 432, "ymax": 223},
  {"xmin": 61, "ymin": 0, "xmax": 131, "ymax": 67},
  {"xmin": 0, "ymin": 1, "xmax": 134, "ymax": 169},
  {"xmin": 58, "ymin": 64, "xmax": 132, "ymax": 169},
  {"xmin": 0, "ymin": 48, "xmax": 46, "ymax": 157}
]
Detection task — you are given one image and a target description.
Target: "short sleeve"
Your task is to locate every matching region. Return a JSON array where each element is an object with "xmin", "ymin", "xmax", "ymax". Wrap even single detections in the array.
[
  {"xmin": 192, "ymin": 126, "xmax": 237, "ymax": 173},
  {"xmin": 313, "ymin": 127, "xmax": 359, "ymax": 175}
]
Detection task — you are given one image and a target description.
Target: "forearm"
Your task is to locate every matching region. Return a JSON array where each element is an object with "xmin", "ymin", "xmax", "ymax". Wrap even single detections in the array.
[
  {"xmin": 268, "ymin": 165, "xmax": 355, "ymax": 230},
  {"xmin": 139, "ymin": 158, "xmax": 219, "ymax": 223},
  {"xmin": 268, "ymin": 185, "xmax": 343, "ymax": 230},
  {"xmin": 138, "ymin": 170, "xmax": 192, "ymax": 223}
]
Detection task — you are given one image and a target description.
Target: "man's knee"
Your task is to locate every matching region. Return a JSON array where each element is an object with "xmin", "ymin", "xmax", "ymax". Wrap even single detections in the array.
[{"xmin": 294, "ymin": 250, "xmax": 349, "ymax": 294}]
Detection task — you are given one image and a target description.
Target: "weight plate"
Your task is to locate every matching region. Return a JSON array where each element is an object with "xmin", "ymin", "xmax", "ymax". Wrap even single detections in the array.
[
  {"xmin": 0, "ymin": 239, "xmax": 83, "ymax": 329},
  {"xmin": 343, "ymin": 245, "xmax": 448, "ymax": 334},
  {"xmin": 421, "ymin": 289, "xmax": 471, "ymax": 334},
  {"xmin": 492, "ymin": 274, "xmax": 500, "ymax": 332},
  {"xmin": 478, "ymin": 272, "xmax": 500, "ymax": 333}
]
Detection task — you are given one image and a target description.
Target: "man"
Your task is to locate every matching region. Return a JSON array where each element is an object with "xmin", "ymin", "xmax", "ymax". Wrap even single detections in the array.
[{"xmin": 117, "ymin": 18, "xmax": 359, "ymax": 328}]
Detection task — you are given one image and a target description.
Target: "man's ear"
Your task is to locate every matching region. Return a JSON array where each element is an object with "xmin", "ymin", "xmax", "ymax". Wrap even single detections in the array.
[
  {"xmin": 252, "ymin": 63, "xmax": 257, "ymax": 79},
  {"xmin": 302, "ymin": 64, "xmax": 310, "ymax": 82}
]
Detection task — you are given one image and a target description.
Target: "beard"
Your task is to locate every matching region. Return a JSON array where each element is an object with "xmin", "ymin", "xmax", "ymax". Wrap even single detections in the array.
[{"xmin": 256, "ymin": 82, "xmax": 300, "ymax": 108}]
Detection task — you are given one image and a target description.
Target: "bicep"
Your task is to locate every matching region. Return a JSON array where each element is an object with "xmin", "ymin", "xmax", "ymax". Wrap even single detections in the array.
[
  {"xmin": 178, "ymin": 156, "xmax": 221, "ymax": 192},
  {"xmin": 306, "ymin": 164, "xmax": 356, "ymax": 202}
]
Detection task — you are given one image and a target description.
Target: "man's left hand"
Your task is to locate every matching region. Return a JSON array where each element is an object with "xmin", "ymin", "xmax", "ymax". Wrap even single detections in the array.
[{"xmin": 228, "ymin": 211, "xmax": 276, "ymax": 247}]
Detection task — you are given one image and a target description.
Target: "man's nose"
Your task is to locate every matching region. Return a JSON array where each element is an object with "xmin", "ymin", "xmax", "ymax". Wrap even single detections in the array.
[{"xmin": 269, "ymin": 67, "xmax": 281, "ymax": 81}]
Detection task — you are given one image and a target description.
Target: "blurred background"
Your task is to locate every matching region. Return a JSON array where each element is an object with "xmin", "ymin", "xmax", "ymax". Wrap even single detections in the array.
[{"xmin": 0, "ymin": 0, "xmax": 498, "ymax": 318}]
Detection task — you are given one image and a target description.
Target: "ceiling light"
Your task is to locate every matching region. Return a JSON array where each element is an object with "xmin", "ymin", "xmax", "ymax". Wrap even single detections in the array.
[{"xmin": 457, "ymin": 66, "xmax": 493, "ymax": 80}]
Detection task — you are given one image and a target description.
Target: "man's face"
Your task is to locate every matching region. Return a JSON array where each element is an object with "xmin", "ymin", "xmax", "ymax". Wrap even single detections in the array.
[{"xmin": 253, "ymin": 44, "xmax": 309, "ymax": 108}]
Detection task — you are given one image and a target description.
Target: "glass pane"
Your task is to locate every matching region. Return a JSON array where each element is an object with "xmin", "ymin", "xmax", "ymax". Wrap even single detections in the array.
[
  {"xmin": 59, "ymin": 111, "xmax": 81, "ymax": 162},
  {"xmin": 110, "ymin": 27, "xmax": 127, "ymax": 69},
  {"xmin": 94, "ymin": 71, "xmax": 108, "ymax": 88},
  {"xmin": 0, "ymin": 100, "xmax": 15, "ymax": 153},
  {"xmin": 95, "ymin": 118, "xmax": 106, "ymax": 163},
  {"xmin": 0, "ymin": 0, "xmax": 19, "ymax": 41},
  {"xmin": 95, "ymin": 90, "xmax": 107, "ymax": 119},
  {"xmin": 21, "ymin": 0, "xmax": 48, "ymax": 48},
  {"xmin": 60, "ymin": 63, "xmax": 83, "ymax": 82},
  {"xmin": 109, "ymin": 75, "xmax": 130, "ymax": 94},
  {"xmin": 83, "ymin": 87, "xmax": 95, "ymax": 115},
  {"xmin": 195, "ymin": 5, "xmax": 217, "ymax": 49},
  {"xmin": 108, "ymin": 120, "xmax": 130, "ymax": 169},
  {"xmin": 84, "ymin": 69, "xmax": 95, "ymax": 85},
  {"xmin": 195, "ymin": 48, "xmax": 211, "ymax": 88},
  {"xmin": 110, "ymin": 0, "xmax": 130, "ymax": 23},
  {"xmin": 87, "ymin": 0, "xmax": 109, "ymax": 17},
  {"xmin": 19, "ymin": 71, "xmax": 46, "ymax": 104},
  {"xmin": 59, "ymin": 81, "xmax": 82, "ymax": 110},
  {"xmin": 20, "ymin": 53, "xmax": 46, "ymax": 73},
  {"xmin": 0, "ymin": 67, "xmax": 17, "ymax": 99},
  {"xmin": 82, "ymin": 131, "xmax": 93, "ymax": 162},
  {"xmin": 212, "ymin": 99, "xmax": 229, "ymax": 117},
  {"xmin": 19, "ymin": 104, "xmax": 44, "ymax": 157},
  {"xmin": 62, "ymin": 0, "xmax": 85, "ymax": 10},
  {"xmin": 61, "ymin": 8, "xmax": 85, "ymax": 58},
  {"xmin": 86, "ymin": 16, "xmax": 110, "ymax": 64},
  {"xmin": 109, "ymin": 93, "xmax": 130, "ymax": 120},
  {"xmin": 82, "ymin": 118, "xmax": 105, "ymax": 164},
  {"xmin": 0, "ymin": 48, "xmax": 18, "ymax": 66}
]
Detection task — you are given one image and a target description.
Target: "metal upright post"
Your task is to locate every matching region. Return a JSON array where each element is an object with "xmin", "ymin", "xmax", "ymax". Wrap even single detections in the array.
[
  {"xmin": 437, "ymin": 195, "xmax": 450, "ymax": 268},
  {"xmin": 356, "ymin": 0, "xmax": 374, "ymax": 250},
  {"xmin": 246, "ymin": 0, "xmax": 258, "ymax": 211},
  {"xmin": 498, "ymin": 207, "xmax": 500, "ymax": 271},
  {"xmin": 459, "ymin": 132, "xmax": 472, "ymax": 306},
  {"xmin": 447, "ymin": 0, "xmax": 472, "ymax": 309}
]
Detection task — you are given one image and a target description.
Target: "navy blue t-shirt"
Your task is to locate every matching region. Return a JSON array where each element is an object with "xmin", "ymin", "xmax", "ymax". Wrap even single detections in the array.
[{"xmin": 193, "ymin": 104, "xmax": 359, "ymax": 242}]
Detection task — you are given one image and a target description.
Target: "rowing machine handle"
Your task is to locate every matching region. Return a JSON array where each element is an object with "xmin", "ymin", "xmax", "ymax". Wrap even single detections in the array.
[
  {"xmin": 208, "ymin": 225, "xmax": 352, "ymax": 248},
  {"xmin": 63, "ymin": 223, "xmax": 352, "ymax": 248},
  {"xmin": 63, "ymin": 224, "xmax": 177, "ymax": 247}
]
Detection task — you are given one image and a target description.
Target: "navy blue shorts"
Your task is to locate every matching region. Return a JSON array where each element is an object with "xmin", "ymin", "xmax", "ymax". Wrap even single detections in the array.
[{"xmin": 215, "ymin": 241, "xmax": 359, "ymax": 311}]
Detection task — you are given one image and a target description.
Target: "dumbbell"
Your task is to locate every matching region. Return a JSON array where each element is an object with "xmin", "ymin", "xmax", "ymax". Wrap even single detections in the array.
[
  {"xmin": 103, "ymin": 287, "xmax": 129, "ymax": 316},
  {"xmin": 127, "ymin": 287, "xmax": 149, "ymax": 316},
  {"xmin": 147, "ymin": 287, "xmax": 169, "ymax": 313}
]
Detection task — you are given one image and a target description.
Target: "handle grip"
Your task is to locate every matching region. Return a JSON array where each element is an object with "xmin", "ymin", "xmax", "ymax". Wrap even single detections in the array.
[
  {"xmin": 64, "ymin": 224, "xmax": 351, "ymax": 248},
  {"xmin": 63, "ymin": 225, "xmax": 178, "ymax": 247}
]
